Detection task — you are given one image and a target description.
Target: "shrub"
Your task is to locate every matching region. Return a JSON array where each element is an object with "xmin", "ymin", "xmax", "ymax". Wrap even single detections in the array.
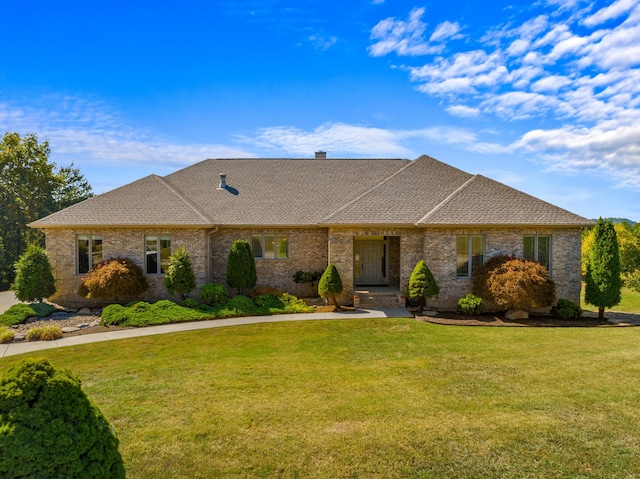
[
  {"xmin": 226, "ymin": 240, "xmax": 257, "ymax": 295},
  {"xmin": 79, "ymin": 257, "xmax": 149, "ymax": 302},
  {"xmin": 0, "ymin": 302, "xmax": 57, "ymax": 327},
  {"xmin": 552, "ymin": 299, "xmax": 583, "ymax": 320},
  {"xmin": 292, "ymin": 270, "xmax": 324, "ymax": 297},
  {"xmin": 102, "ymin": 300, "xmax": 211, "ymax": 327},
  {"xmin": 26, "ymin": 325, "xmax": 63, "ymax": 341},
  {"xmin": 0, "ymin": 358, "xmax": 125, "ymax": 478},
  {"xmin": 164, "ymin": 246, "xmax": 196, "ymax": 300},
  {"xmin": 408, "ymin": 260, "xmax": 439, "ymax": 313},
  {"xmin": 11, "ymin": 244, "xmax": 56, "ymax": 303},
  {"xmin": 585, "ymin": 218, "xmax": 622, "ymax": 319},
  {"xmin": 226, "ymin": 295, "xmax": 258, "ymax": 313},
  {"xmin": 280, "ymin": 292, "xmax": 314, "ymax": 313},
  {"xmin": 201, "ymin": 283, "xmax": 229, "ymax": 306},
  {"xmin": 486, "ymin": 258, "xmax": 556, "ymax": 311},
  {"xmin": 457, "ymin": 294, "xmax": 485, "ymax": 315},
  {"xmin": 249, "ymin": 286, "xmax": 282, "ymax": 298},
  {"xmin": 181, "ymin": 298, "xmax": 202, "ymax": 309},
  {"xmin": 626, "ymin": 269, "xmax": 640, "ymax": 293},
  {"xmin": 253, "ymin": 294, "xmax": 285, "ymax": 309},
  {"xmin": 472, "ymin": 254, "xmax": 512, "ymax": 301},
  {"xmin": 0, "ymin": 327, "xmax": 15, "ymax": 343},
  {"xmin": 318, "ymin": 264, "xmax": 343, "ymax": 310}
]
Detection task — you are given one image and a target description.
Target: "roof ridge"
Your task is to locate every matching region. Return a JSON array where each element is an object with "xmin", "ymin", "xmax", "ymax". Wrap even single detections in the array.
[
  {"xmin": 416, "ymin": 174, "xmax": 480, "ymax": 225},
  {"xmin": 321, "ymin": 159, "xmax": 416, "ymax": 223},
  {"xmin": 154, "ymin": 175, "xmax": 213, "ymax": 225}
]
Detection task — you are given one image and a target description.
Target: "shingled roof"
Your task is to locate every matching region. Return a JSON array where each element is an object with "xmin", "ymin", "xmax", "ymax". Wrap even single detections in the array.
[{"xmin": 29, "ymin": 155, "xmax": 592, "ymax": 228}]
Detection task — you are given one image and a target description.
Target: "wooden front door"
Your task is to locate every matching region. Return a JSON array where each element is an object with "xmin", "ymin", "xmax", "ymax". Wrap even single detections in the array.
[{"xmin": 358, "ymin": 241, "xmax": 384, "ymax": 284}]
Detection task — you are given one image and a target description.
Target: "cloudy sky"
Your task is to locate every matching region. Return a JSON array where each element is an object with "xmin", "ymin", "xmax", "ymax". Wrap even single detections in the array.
[{"xmin": 1, "ymin": 0, "xmax": 638, "ymax": 220}]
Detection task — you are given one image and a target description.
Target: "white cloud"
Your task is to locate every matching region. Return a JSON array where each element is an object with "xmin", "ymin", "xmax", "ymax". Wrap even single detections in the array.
[
  {"xmin": 446, "ymin": 105, "xmax": 481, "ymax": 118},
  {"xmin": 429, "ymin": 21, "xmax": 463, "ymax": 42},
  {"xmin": 583, "ymin": 0, "xmax": 636, "ymax": 27},
  {"xmin": 0, "ymin": 97, "xmax": 255, "ymax": 168},
  {"xmin": 308, "ymin": 34, "xmax": 337, "ymax": 51},
  {"xmin": 530, "ymin": 75, "xmax": 572, "ymax": 92}
]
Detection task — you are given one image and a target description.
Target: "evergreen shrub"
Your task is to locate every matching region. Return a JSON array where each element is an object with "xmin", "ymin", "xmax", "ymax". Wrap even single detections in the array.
[
  {"xmin": 408, "ymin": 260, "xmax": 439, "ymax": 313},
  {"xmin": 0, "ymin": 303, "xmax": 57, "ymax": 327},
  {"xmin": 164, "ymin": 246, "xmax": 196, "ymax": 299},
  {"xmin": 226, "ymin": 240, "xmax": 257, "ymax": 295},
  {"xmin": 551, "ymin": 299, "xmax": 583, "ymax": 320},
  {"xmin": 318, "ymin": 264, "xmax": 343, "ymax": 310},
  {"xmin": 456, "ymin": 294, "xmax": 485, "ymax": 315},
  {"xmin": 181, "ymin": 298, "xmax": 201, "ymax": 309},
  {"xmin": 201, "ymin": 283, "xmax": 228, "ymax": 306},
  {"xmin": 0, "ymin": 358, "xmax": 125, "ymax": 478},
  {"xmin": 11, "ymin": 244, "xmax": 56, "ymax": 303}
]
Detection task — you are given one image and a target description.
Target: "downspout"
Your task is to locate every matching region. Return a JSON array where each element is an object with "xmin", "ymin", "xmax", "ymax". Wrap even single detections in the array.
[{"xmin": 207, "ymin": 227, "xmax": 219, "ymax": 283}]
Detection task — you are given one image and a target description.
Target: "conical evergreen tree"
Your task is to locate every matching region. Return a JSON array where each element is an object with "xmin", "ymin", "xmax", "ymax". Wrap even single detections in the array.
[
  {"xmin": 226, "ymin": 239, "xmax": 257, "ymax": 295},
  {"xmin": 164, "ymin": 246, "xmax": 196, "ymax": 299},
  {"xmin": 11, "ymin": 244, "xmax": 56, "ymax": 303},
  {"xmin": 585, "ymin": 217, "xmax": 622, "ymax": 319},
  {"xmin": 408, "ymin": 260, "xmax": 439, "ymax": 313},
  {"xmin": 318, "ymin": 263, "xmax": 343, "ymax": 310}
]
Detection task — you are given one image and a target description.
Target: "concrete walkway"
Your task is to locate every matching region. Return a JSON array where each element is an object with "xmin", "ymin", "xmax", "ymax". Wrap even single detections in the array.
[
  {"xmin": 0, "ymin": 291, "xmax": 20, "ymax": 314},
  {"xmin": 0, "ymin": 307, "xmax": 413, "ymax": 358}
]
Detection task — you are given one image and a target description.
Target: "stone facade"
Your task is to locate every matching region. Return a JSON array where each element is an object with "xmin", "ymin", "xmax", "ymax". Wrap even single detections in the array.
[{"xmin": 43, "ymin": 224, "xmax": 583, "ymax": 311}]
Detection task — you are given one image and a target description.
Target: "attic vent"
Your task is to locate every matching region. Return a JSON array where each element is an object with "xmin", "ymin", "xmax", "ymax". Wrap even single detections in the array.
[
  {"xmin": 315, "ymin": 151, "xmax": 327, "ymax": 159},
  {"xmin": 218, "ymin": 173, "xmax": 227, "ymax": 189}
]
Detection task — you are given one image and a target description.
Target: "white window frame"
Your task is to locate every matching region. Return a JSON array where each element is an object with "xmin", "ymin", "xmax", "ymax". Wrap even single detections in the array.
[
  {"xmin": 251, "ymin": 234, "xmax": 288, "ymax": 259},
  {"xmin": 524, "ymin": 235, "xmax": 551, "ymax": 272},
  {"xmin": 456, "ymin": 235, "xmax": 484, "ymax": 278},
  {"xmin": 145, "ymin": 235, "xmax": 172, "ymax": 275},
  {"xmin": 77, "ymin": 235, "xmax": 102, "ymax": 274}
]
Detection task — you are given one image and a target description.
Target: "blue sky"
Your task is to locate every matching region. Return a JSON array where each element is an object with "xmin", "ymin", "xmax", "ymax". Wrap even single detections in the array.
[{"xmin": 1, "ymin": 0, "xmax": 638, "ymax": 220}]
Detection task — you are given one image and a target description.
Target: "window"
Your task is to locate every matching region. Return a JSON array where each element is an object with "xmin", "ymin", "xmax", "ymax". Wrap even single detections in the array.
[
  {"xmin": 251, "ymin": 234, "xmax": 288, "ymax": 259},
  {"xmin": 146, "ymin": 235, "xmax": 171, "ymax": 274},
  {"xmin": 524, "ymin": 235, "xmax": 551, "ymax": 271},
  {"xmin": 77, "ymin": 235, "xmax": 103, "ymax": 274},
  {"xmin": 457, "ymin": 235, "xmax": 484, "ymax": 277}
]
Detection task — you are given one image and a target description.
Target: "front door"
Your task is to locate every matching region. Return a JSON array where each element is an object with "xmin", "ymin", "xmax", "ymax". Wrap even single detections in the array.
[{"xmin": 358, "ymin": 241, "xmax": 383, "ymax": 284}]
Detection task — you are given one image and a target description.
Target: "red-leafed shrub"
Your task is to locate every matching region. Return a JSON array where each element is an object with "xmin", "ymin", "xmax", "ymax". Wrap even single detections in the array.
[
  {"xmin": 471, "ymin": 254, "xmax": 512, "ymax": 302},
  {"xmin": 486, "ymin": 258, "xmax": 556, "ymax": 311},
  {"xmin": 79, "ymin": 257, "xmax": 149, "ymax": 302}
]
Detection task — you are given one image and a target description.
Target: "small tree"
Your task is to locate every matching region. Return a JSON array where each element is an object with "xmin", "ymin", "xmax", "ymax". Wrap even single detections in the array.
[
  {"xmin": 472, "ymin": 254, "xmax": 512, "ymax": 302},
  {"xmin": 585, "ymin": 217, "xmax": 622, "ymax": 319},
  {"xmin": 486, "ymin": 258, "xmax": 556, "ymax": 313},
  {"xmin": 164, "ymin": 246, "xmax": 196, "ymax": 300},
  {"xmin": 0, "ymin": 358, "xmax": 125, "ymax": 478},
  {"xmin": 11, "ymin": 244, "xmax": 56, "ymax": 303},
  {"xmin": 408, "ymin": 260, "xmax": 439, "ymax": 313},
  {"xmin": 79, "ymin": 257, "xmax": 149, "ymax": 303},
  {"xmin": 226, "ymin": 239, "xmax": 257, "ymax": 295},
  {"xmin": 318, "ymin": 263, "xmax": 343, "ymax": 310}
]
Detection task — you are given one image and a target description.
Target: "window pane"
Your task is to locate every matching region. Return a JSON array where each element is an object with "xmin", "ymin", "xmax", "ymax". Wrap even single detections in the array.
[
  {"xmin": 146, "ymin": 236, "xmax": 158, "ymax": 274},
  {"xmin": 538, "ymin": 236, "xmax": 550, "ymax": 270},
  {"xmin": 251, "ymin": 235, "xmax": 263, "ymax": 258},
  {"xmin": 160, "ymin": 236, "xmax": 171, "ymax": 274},
  {"xmin": 456, "ymin": 236, "xmax": 469, "ymax": 277},
  {"xmin": 264, "ymin": 235, "xmax": 275, "ymax": 259},
  {"xmin": 523, "ymin": 236, "xmax": 535, "ymax": 261},
  {"xmin": 277, "ymin": 236, "xmax": 288, "ymax": 259},
  {"xmin": 92, "ymin": 236, "xmax": 103, "ymax": 268},
  {"xmin": 471, "ymin": 236, "xmax": 484, "ymax": 273},
  {"xmin": 78, "ymin": 236, "xmax": 90, "ymax": 274}
]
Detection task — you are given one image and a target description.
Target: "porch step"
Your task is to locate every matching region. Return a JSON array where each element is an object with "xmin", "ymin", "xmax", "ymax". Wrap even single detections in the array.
[{"xmin": 355, "ymin": 291, "xmax": 404, "ymax": 309}]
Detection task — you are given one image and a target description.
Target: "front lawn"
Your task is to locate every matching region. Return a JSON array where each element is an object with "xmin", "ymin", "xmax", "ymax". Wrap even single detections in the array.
[
  {"xmin": 581, "ymin": 286, "xmax": 640, "ymax": 314},
  {"xmin": 2, "ymin": 319, "xmax": 640, "ymax": 478}
]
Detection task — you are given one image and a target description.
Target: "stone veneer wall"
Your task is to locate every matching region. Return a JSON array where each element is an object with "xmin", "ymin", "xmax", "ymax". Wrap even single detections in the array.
[
  {"xmin": 209, "ymin": 227, "xmax": 328, "ymax": 297},
  {"xmin": 43, "ymin": 227, "xmax": 209, "ymax": 307}
]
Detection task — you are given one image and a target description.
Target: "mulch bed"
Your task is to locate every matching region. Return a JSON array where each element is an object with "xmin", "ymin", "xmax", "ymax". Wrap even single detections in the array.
[{"xmin": 417, "ymin": 312, "xmax": 614, "ymax": 327}]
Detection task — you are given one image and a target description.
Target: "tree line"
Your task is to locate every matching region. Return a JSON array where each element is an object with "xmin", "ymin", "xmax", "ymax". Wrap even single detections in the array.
[{"xmin": 0, "ymin": 131, "xmax": 93, "ymax": 289}]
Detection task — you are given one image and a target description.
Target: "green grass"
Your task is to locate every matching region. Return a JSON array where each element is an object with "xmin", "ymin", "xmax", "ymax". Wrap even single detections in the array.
[
  {"xmin": 581, "ymin": 286, "xmax": 640, "ymax": 314},
  {"xmin": 2, "ymin": 319, "xmax": 640, "ymax": 478}
]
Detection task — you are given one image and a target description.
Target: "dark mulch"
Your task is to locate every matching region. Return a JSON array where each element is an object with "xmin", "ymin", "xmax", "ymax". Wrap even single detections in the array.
[{"xmin": 417, "ymin": 311, "xmax": 614, "ymax": 327}]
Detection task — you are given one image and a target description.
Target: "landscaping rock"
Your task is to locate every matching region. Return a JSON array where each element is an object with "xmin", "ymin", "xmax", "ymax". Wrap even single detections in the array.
[
  {"xmin": 77, "ymin": 323, "xmax": 91, "ymax": 329},
  {"xmin": 506, "ymin": 309, "xmax": 529, "ymax": 320},
  {"xmin": 89, "ymin": 319, "xmax": 101, "ymax": 327},
  {"xmin": 61, "ymin": 326, "xmax": 81, "ymax": 333},
  {"xmin": 77, "ymin": 308, "xmax": 93, "ymax": 316},
  {"xmin": 26, "ymin": 317, "xmax": 39, "ymax": 324},
  {"xmin": 13, "ymin": 333, "xmax": 26, "ymax": 342},
  {"xmin": 52, "ymin": 311, "xmax": 70, "ymax": 318}
]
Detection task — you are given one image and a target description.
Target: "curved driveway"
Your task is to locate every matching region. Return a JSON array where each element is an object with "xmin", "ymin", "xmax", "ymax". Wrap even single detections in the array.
[{"xmin": 0, "ymin": 291, "xmax": 20, "ymax": 314}]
